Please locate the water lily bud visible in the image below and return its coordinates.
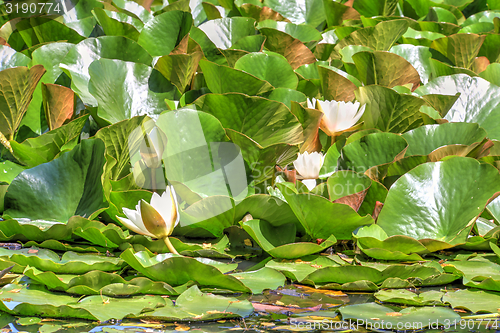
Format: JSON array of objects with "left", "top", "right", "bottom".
[{"left": 140, "top": 127, "right": 167, "bottom": 169}]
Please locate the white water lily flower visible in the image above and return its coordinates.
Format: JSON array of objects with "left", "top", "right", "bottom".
[
  {"left": 117, "top": 186, "right": 179, "bottom": 240},
  {"left": 307, "top": 98, "right": 365, "bottom": 136},
  {"left": 293, "top": 152, "right": 325, "bottom": 190}
]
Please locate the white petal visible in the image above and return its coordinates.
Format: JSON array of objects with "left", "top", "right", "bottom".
[
  {"left": 123, "top": 206, "right": 153, "bottom": 236},
  {"left": 307, "top": 98, "right": 316, "bottom": 109},
  {"left": 293, "top": 152, "right": 324, "bottom": 179},
  {"left": 117, "top": 215, "right": 155, "bottom": 237},
  {"left": 170, "top": 186, "right": 180, "bottom": 228},
  {"left": 151, "top": 190, "right": 173, "bottom": 224},
  {"left": 302, "top": 179, "right": 317, "bottom": 191}
]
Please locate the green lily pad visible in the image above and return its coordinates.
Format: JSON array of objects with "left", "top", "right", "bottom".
[
  {"left": 60, "top": 36, "right": 152, "bottom": 106},
  {"left": 256, "top": 20, "right": 322, "bottom": 43},
  {"left": 304, "top": 263, "right": 458, "bottom": 290},
  {"left": 137, "top": 10, "right": 192, "bottom": 56},
  {"left": 10, "top": 116, "right": 89, "bottom": 168},
  {"left": 339, "top": 303, "right": 460, "bottom": 329},
  {"left": 353, "top": 225, "right": 431, "bottom": 261},
  {"left": 234, "top": 194, "right": 300, "bottom": 227},
  {"left": 479, "top": 63, "right": 500, "bottom": 87},
  {"left": 402, "top": 123, "right": 487, "bottom": 157},
  {"left": 4, "top": 139, "right": 107, "bottom": 222},
  {"left": 23, "top": 266, "right": 180, "bottom": 296},
  {"left": 339, "top": 132, "right": 408, "bottom": 173},
  {"left": 377, "top": 157, "right": 500, "bottom": 244},
  {"left": 234, "top": 52, "right": 298, "bottom": 89},
  {"left": 194, "top": 93, "right": 303, "bottom": 148},
  {"left": 443, "top": 289, "right": 500, "bottom": 313},
  {"left": 141, "top": 285, "right": 254, "bottom": 320},
  {"left": 265, "top": 88, "right": 307, "bottom": 109},
  {"left": 242, "top": 219, "right": 336, "bottom": 259},
  {"left": 120, "top": 249, "right": 250, "bottom": 293},
  {"left": 327, "top": 171, "right": 372, "bottom": 201},
  {"left": 23, "top": 240, "right": 104, "bottom": 253},
  {"left": 230, "top": 267, "right": 285, "bottom": 294},
  {"left": 335, "top": 19, "right": 409, "bottom": 52},
  {"left": 0, "top": 283, "right": 164, "bottom": 322},
  {"left": 92, "top": 8, "right": 142, "bottom": 41},
  {"left": 353, "top": 0, "right": 398, "bottom": 16},
  {"left": 279, "top": 183, "right": 374, "bottom": 240},
  {"left": 374, "top": 289, "right": 444, "bottom": 306},
  {"left": 442, "top": 259, "right": 500, "bottom": 291},
  {"left": 265, "top": 256, "right": 341, "bottom": 282},
  {"left": 88, "top": 59, "right": 175, "bottom": 124},
  {"left": 198, "top": 59, "right": 273, "bottom": 95},
  {"left": 415, "top": 74, "right": 500, "bottom": 141},
  {"left": 356, "top": 86, "right": 425, "bottom": 134}
]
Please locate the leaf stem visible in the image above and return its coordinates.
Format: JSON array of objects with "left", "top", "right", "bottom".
[{"left": 163, "top": 236, "right": 179, "bottom": 255}]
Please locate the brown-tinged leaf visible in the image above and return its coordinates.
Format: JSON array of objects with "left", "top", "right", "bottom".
[
  {"left": 8, "top": 288, "right": 21, "bottom": 293},
  {"left": 239, "top": 4, "right": 290, "bottom": 22},
  {"left": 42, "top": 83, "right": 74, "bottom": 131},
  {"left": 324, "top": 0, "right": 360, "bottom": 27},
  {"left": 372, "top": 201, "right": 384, "bottom": 221},
  {"left": 27, "top": 249, "right": 38, "bottom": 254},
  {"left": 0, "top": 37, "right": 9, "bottom": 46},
  {"left": 170, "top": 34, "right": 190, "bottom": 55},
  {"left": 431, "top": 33, "right": 486, "bottom": 69},
  {"left": 259, "top": 28, "right": 316, "bottom": 69},
  {"left": 472, "top": 56, "right": 490, "bottom": 74},
  {"left": 276, "top": 165, "right": 297, "bottom": 183},
  {"left": 317, "top": 65, "right": 358, "bottom": 101},
  {"left": 334, "top": 190, "right": 367, "bottom": 212},
  {"left": 155, "top": 52, "right": 203, "bottom": 93},
  {"left": 352, "top": 51, "right": 421, "bottom": 91},
  {"left": 290, "top": 101, "right": 323, "bottom": 154},
  {"left": 243, "top": 239, "right": 253, "bottom": 246}
]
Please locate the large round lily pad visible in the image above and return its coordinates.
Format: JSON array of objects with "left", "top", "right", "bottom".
[{"left": 377, "top": 157, "right": 500, "bottom": 242}]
